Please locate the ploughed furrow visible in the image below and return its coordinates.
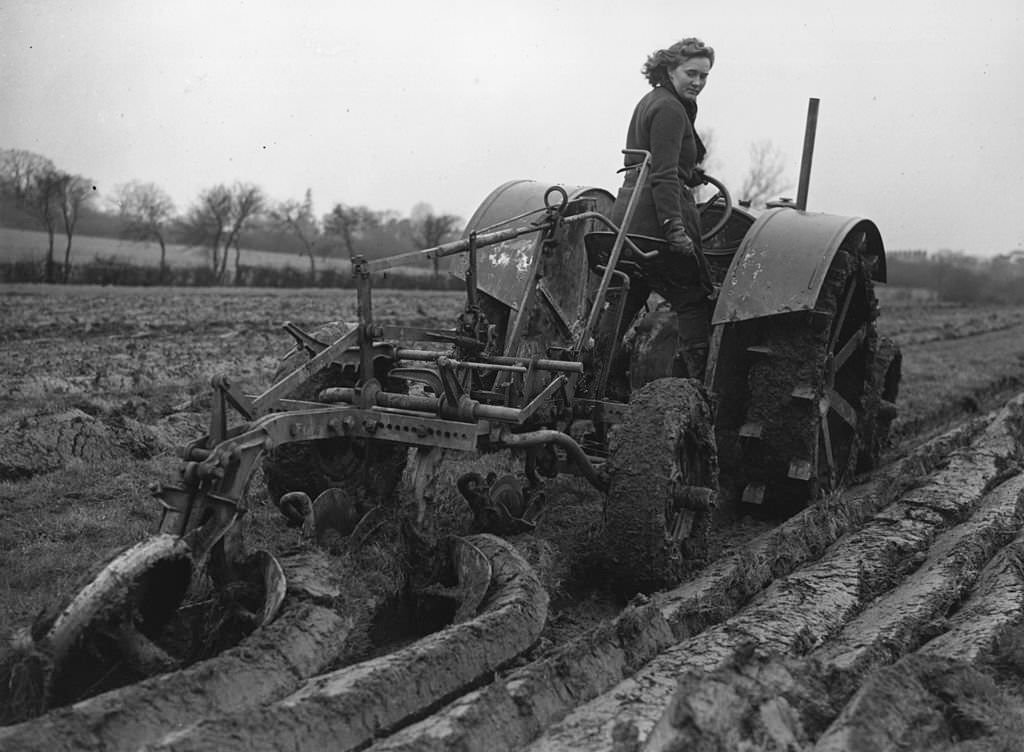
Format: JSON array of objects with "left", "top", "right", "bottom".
[
  {"left": 524, "top": 394, "right": 1024, "bottom": 752},
  {"left": 0, "top": 548, "right": 397, "bottom": 752},
  {"left": 919, "top": 524, "right": 1024, "bottom": 663},
  {"left": 655, "top": 412, "right": 982, "bottom": 642},
  {"left": 367, "top": 600, "right": 677, "bottom": 752},
  {"left": 813, "top": 472, "right": 1024, "bottom": 681},
  {"left": 812, "top": 524, "right": 1024, "bottom": 752},
  {"left": 362, "top": 417, "right": 984, "bottom": 752},
  {"left": 638, "top": 470, "right": 1024, "bottom": 751},
  {"left": 0, "top": 604, "right": 348, "bottom": 752},
  {"left": 149, "top": 535, "right": 546, "bottom": 752}
]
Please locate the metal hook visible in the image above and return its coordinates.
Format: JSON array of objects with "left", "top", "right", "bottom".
[{"left": 543, "top": 185, "right": 569, "bottom": 214}]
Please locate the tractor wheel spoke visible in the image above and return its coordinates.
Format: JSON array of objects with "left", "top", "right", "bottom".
[
  {"left": 828, "top": 387, "right": 859, "bottom": 429},
  {"left": 828, "top": 276, "right": 859, "bottom": 352},
  {"left": 834, "top": 324, "right": 867, "bottom": 370},
  {"left": 819, "top": 411, "right": 836, "bottom": 483}
]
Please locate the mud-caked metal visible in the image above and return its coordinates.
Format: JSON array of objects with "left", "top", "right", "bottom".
[
  {"left": 707, "top": 205, "right": 894, "bottom": 511},
  {"left": 711, "top": 207, "right": 886, "bottom": 325}
]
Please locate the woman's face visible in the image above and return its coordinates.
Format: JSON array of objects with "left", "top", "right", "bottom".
[{"left": 668, "top": 57, "right": 712, "bottom": 101}]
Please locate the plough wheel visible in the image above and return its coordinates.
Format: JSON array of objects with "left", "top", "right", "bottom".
[
  {"left": 262, "top": 322, "right": 408, "bottom": 513},
  {"left": 603, "top": 378, "right": 718, "bottom": 594},
  {"left": 730, "top": 246, "right": 879, "bottom": 514}
]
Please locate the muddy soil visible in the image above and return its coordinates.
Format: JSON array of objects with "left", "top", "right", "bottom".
[{"left": 2, "top": 286, "right": 1024, "bottom": 750}]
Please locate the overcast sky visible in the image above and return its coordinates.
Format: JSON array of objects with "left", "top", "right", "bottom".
[{"left": 2, "top": 0, "right": 1022, "bottom": 256}]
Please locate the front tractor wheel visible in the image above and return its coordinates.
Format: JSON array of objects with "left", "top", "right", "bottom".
[{"left": 603, "top": 378, "right": 718, "bottom": 594}]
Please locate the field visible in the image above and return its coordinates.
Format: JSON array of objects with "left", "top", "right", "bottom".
[
  {"left": 0, "top": 226, "right": 352, "bottom": 272},
  {"left": 2, "top": 283, "right": 1024, "bottom": 750}
]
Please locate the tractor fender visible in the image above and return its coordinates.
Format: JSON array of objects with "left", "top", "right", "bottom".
[
  {"left": 464, "top": 180, "right": 614, "bottom": 311},
  {"left": 711, "top": 207, "right": 886, "bottom": 325}
]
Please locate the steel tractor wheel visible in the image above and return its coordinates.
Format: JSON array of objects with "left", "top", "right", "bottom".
[
  {"left": 603, "top": 378, "right": 718, "bottom": 594},
  {"left": 262, "top": 322, "right": 408, "bottom": 515},
  {"left": 729, "top": 247, "right": 880, "bottom": 514},
  {"left": 857, "top": 335, "right": 902, "bottom": 472}
]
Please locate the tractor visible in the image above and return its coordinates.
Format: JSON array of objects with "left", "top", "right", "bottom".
[{"left": 22, "top": 133, "right": 900, "bottom": 700}]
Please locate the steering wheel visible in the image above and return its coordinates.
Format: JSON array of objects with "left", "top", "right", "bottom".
[{"left": 696, "top": 173, "right": 733, "bottom": 243}]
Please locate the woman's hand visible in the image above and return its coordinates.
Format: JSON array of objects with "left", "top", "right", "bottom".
[
  {"left": 664, "top": 218, "right": 695, "bottom": 257},
  {"left": 685, "top": 167, "right": 707, "bottom": 188}
]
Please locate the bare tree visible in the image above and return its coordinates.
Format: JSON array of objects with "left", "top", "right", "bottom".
[
  {"left": 409, "top": 203, "right": 462, "bottom": 278},
  {"left": 182, "top": 184, "right": 231, "bottom": 277},
  {"left": 0, "top": 149, "right": 63, "bottom": 281},
  {"left": 228, "top": 184, "right": 265, "bottom": 282},
  {"left": 113, "top": 181, "right": 177, "bottom": 283},
  {"left": 738, "top": 140, "right": 790, "bottom": 209},
  {"left": 182, "top": 182, "right": 265, "bottom": 283},
  {"left": 57, "top": 174, "right": 95, "bottom": 283},
  {"left": 272, "top": 189, "right": 321, "bottom": 283},
  {"left": 0, "top": 149, "right": 55, "bottom": 202},
  {"left": 20, "top": 169, "right": 65, "bottom": 283},
  {"left": 323, "top": 203, "right": 380, "bottom": 261}
]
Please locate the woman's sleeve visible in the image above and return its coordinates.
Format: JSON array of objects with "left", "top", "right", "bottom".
[{"left": 647, "top": 102, "right": 688, "bottom": 229}]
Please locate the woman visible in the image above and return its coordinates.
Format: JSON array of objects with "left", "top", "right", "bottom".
[{"left": 609, "top": 37, "right": 715, "bottom": 381}]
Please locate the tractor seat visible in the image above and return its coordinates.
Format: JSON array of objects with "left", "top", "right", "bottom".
[{"left": 583, "top": 231, "right": 666, "bottom": 275}]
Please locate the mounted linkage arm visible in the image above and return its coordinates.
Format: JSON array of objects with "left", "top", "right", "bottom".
[{"left": 360, "top": 221, "right": 562, "bottom": 275}]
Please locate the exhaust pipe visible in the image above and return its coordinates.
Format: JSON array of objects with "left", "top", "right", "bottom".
[{"left": 796, "top": 97, "right": 819, "bottom": 211}]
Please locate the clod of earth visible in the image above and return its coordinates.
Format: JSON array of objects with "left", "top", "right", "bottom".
[{"left": 0, "top": 405, "right": 205, "bottom": 481}]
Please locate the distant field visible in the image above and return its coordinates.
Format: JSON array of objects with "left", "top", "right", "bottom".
[
  {"left": 0, "top": 226, "right": 353, "bottom": 273},
  {"left": 0, "top": 226, "right": 961, "bottom": 292}
]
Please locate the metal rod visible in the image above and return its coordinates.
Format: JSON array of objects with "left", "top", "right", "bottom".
[
  {"left": 394, "top": 348, "right": 584, "bottom": 373},
  {"left": 497, "top": 429, "right": 608, "bottom": 492},
  {"left": 353, "top": 257, "right": 375, "bottom": 391},
  {"left": 361, "top": 199, "right": 648, "bottom": 276},
  {"left": 363, "top": 222, "right": 550, "bottom": 273},
  {"left": 466, "top": 231, "right": 478, "bottom": 309},
  {"left": 592, "top": 268, "right": 630, "bottom": 398},
  {"left": 318, "top": 386, "right": 527, "bottom": 423},
  {"left": 580, "top": 149, "right": 652, "bottom": 350},
  {"left": 504, "top": 231, "right": 549, "bottom": 355},
  {"left": 437, "top": 356, "right": 527, "bottom": 374},
  {"left": 252, "top": 325, "right": 360, "bottom": 415},
  {"left": 796, "top": 97, "right": 819, "bottom": 211},
  {"left": 562, "top": 212, "right": 656, "bottom": 259}
]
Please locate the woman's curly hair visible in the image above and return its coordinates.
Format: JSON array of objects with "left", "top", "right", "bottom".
[{"left": 642, "top": 38, "right": 715, "bottom": 87}]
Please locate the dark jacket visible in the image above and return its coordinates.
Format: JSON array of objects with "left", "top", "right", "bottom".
[{"left": 610, "top": 85, "right": 702, "bottom": 242}]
